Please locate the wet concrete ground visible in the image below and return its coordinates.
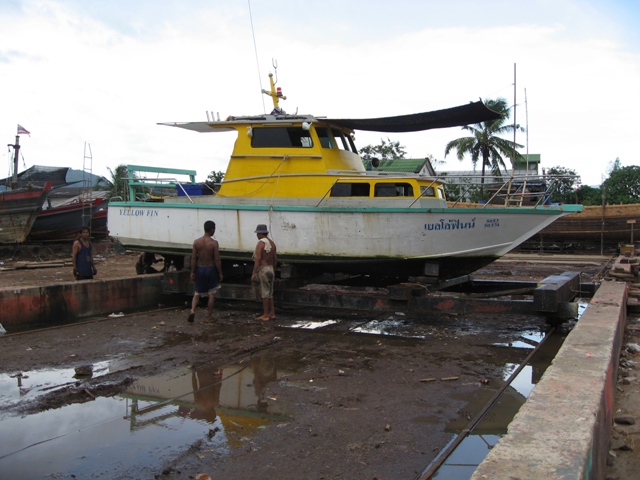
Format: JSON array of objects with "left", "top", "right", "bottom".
[
  {"left": 0, "top": 301, "right": 567, "bottom": 480},
  {"left": 0, "top": 251, "right": 608, "bottom": 479}
]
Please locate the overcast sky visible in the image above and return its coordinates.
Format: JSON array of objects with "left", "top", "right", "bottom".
[{"left": 2, "top": 0, "right": 639, "bottom": 187}]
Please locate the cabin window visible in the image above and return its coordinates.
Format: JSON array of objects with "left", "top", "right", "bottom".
[
  {"left": 374, "top": 183, "right": 414, "bottom": 197},
  {"left": 330, "top": 183, "right": 371, "bottom": 197},
  {"left": 331, "top": 128, "right": 358, "bottom": 153},
  {"left": 346, "top": 134, "right": 358, "bottom": 153},
  {"left": 316, "top": 128, "right": 335, "bottom": 148},
  {"left": 420, "top": 186, "right": 435, "bottom": 197},
  {"left": 251, "top": 127, "right": 313, "bottom": 148}
]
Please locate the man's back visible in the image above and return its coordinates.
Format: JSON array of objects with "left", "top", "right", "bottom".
[{"left": 193, "top": 235, "right": 218, "bottom": 267}]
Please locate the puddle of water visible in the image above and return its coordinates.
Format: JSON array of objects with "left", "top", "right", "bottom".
[
  {"left": 433, "top": 330, "right": 565, "bottom": 479},
  {"left": 0, "top": 354, "right": 293, "bottom": 478},
  {"left": 433, "top": 434, "right": 501, "bottom": 479},
  {"left": 493, "top": 329, "right": 545, "bottom": 349},
  {"left": 0, "top": 360, "right": 112, "bottom": 404},
  {"left": 577, "top": 299, "right": 588, "bottom": 317},
  {"left": 351, "top": 318, "right": 427, "bottom": 339},
  {"left": 0, "top": 396, "right": 225, "bottom": 479},
  {"left": 288, "top": 319, "right": 340, "bottom": 330}
]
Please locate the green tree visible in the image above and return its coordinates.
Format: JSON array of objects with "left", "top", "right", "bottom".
[
  {"left": 576, "top": 185, "right": 603, "bottom": 206},
  {"left": 444, "top": 98, "right": 524, "bottom": 197},
  {"left": 443, "top": 177, "right": 483, "bottom": 203},
  {"left": 545, "top": 166, "right": 580, "bottom": 204},
  {"left": 602, "top": 165, "right": 640, "bottom": 204},
  {"left": 359, "top": 138, "right": 407, "bottom": 161},
  {"left": 106, "top": 164, "right": 129, "bottom": 200},
  {"left": 207, "top": 170, "right": 225, "bottom": 193}
]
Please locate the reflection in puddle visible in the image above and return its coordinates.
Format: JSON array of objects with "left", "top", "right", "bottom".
[
  {"left": 0, "top": 352, "right": 292, "bottom": 479},
  {"left": 433, "top": 434, "right": 501, "bottom": 479},
  {"left": 351, "top": 319, "right": 426, "bottom": 339},
  {"left": 493, "top": 329, "right": 545, "bottom": 349},
  {"left": 0, "top": 360, "right": 112, "bottom": 403},
  {"left": 288, "top": 319, "right": 339, "bottom": 330},
  {"left": 431, "top": 329, "right": 564, "bottom": 479}
]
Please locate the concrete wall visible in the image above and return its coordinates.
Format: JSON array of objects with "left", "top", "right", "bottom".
[
  {"left": 0, "top": 274, "right": 164, "bottom": 327},
  {"left": 470, "top": 280, "right": 628, "bottom": 480}
]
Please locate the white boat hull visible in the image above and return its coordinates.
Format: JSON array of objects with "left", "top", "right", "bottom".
[{"left": 108, "top": 201, "right": 576, "bottom": 279}]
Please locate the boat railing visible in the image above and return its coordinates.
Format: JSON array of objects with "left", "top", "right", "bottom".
[
  {"left": 442, "top": 173, "right": 580, "bottom": 207},
  {"left": 125, "top": 165, "right": 197, "bottom": 203}
]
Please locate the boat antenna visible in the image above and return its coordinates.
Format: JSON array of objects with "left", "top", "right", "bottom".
[
  {"left": 262, "top": 59, "right": 287, "bottom": 114},
  {"left": 511, "top": 63, "right": 517, "bottom": 172},
  {"left": 525, "top": 87, "right": 529, "bottom": 176},
  {"left": 247, "top": 0, "right": 267, "bottom": 114}
]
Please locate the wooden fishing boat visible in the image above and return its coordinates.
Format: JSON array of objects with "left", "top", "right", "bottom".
[
  {"left": 28, "top": 197, "right": 108, "bottom": 242},
  {"left": 525, "top": 203, "right": 640, "bottom": 248},
  {"left": 107, "top": 73, "right": 582, "bottom": 281},
  {"left": 0, "top": 134, "right": 53, "bottom": 244}
]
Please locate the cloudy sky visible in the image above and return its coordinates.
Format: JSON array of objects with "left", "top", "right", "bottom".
[{"left": 1, "top": 0, "right": 639, "bottom": 187}]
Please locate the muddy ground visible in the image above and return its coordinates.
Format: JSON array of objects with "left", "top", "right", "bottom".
[{"left": 0, "top": 246, "right": 638, "bottom": 479}]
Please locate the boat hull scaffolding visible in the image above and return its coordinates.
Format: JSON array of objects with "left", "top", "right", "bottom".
[
  {"left": 109, "top": 200, "right": 579, "bottom": 280},
  {"left": 0, "top": 182, "right": 53, "bottom": 244}
]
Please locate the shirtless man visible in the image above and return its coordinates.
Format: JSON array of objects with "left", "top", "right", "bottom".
[
  {"left": 250, "top": 224, "right": 277, "bottom": 321},
  {"left": 188, "top": 220, "right": 223, "bottom": 323}
]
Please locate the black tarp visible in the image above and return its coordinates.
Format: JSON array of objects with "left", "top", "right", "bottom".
[
  {"left": 0, "top": 165, "right": 110, "bottom": 191},
  {"left": 324, "top": 101, "right": 501, "bottom": 133}
]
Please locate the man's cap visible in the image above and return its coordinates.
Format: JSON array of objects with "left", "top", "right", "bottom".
[{"left": 255, "top": 224, "right": 269, "bottom": 234}]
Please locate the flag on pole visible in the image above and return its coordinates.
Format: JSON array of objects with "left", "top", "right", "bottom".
[{"left": 17, "top": 124, "right": 30, "bottom": 135}]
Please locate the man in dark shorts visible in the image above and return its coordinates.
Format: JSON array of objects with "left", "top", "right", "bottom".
[
  {"left": 188, "top": 220, "right": 223, "bottom": 323},
  {"left": 72, "top": 227, "right": 97, "bottom": 280}
]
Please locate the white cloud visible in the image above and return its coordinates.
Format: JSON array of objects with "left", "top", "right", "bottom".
[{"left": 1, "top": 0, "right": 638, "bottom": 187}]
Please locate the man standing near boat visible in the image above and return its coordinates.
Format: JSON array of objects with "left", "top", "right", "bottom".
[
  {"left": 251, "top": 224, "right": 277, "bottom": 321},
  {"left": 188, "top": 220, "right": 223, "bottom": 323},
  {"left": 72, "top": 227, "right": 97, "bottom": 280}
]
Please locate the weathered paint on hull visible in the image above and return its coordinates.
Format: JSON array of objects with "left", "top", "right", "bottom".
[
  {"left": 108, "top": 201, "right": 575, "bottom": 279},
  {"left": 0, "top": 182, "right": 52, "bottom": 244},
  {"left": 28, "top": 198, "right": 107, "bottom": 242}
]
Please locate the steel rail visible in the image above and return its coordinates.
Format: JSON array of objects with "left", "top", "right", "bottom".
[{"left": 415, "top": 326, "right": 557, "bottom": 480}]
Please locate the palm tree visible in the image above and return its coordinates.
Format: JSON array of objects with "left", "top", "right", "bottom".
[
  {"left": 444, "top": 98, "right": 524, "bottom": 199},
  {"left": 106, "top": 164, "right": 129, "bottom": 200}
]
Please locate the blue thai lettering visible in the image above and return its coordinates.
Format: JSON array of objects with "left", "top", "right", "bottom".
[
  {"left": 484, "top": 218, "right": 500, "bottom": 228},
  {"left": 424, "top": 217, "right": 476, "bottom": 231}
]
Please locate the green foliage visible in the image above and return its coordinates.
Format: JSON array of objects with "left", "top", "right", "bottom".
[
  {"left": 206, "top": 170, "right": 225, "bottom": 193},
  {"left": 207, "top": 170, "right": 225, "bottom": 183},
  {"left": 106, "top": 164, "right": 129, "bottom": 200},
  {"left": 603, "top": 165, "right": 640, "bottom": 204},
  {"left": 444, "top": 98, "right": 525, "bottom": 181},
  {"left": 359, "top": 138, "right": 407, "bottom": 161},
  {"left": 205, "top": 170, "right": 224, "bottom": 193},
  {"left": 545, "top": 166, "right": 579, "bottom": 204},
  {"left": 576, "top": 185, "right": 603, "bottom": 206},
  {"left": 443, "top": 177, "right": 483, "bottom": 203}
]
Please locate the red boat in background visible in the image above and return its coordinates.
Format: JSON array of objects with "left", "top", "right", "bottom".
[{"left": 28, "top": 196, "right": 109, "bottom": 242}]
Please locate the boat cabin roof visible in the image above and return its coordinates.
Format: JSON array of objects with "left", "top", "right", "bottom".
[{"left": 159, "top": 100, "right": 501, "bottom": 134}]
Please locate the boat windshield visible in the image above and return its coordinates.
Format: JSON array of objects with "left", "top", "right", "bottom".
[
  {"left": 330, "top": 182, "right": 418, "bottom": 198},
  {"left": 251, "top": 127, "right": 313, "bottom": 148}
]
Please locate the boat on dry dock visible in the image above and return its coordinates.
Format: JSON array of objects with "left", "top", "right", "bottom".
[
  {"left": 107, "top": 74, "right": 582, "bottom": 281},
  {"left": 0, "top": 134, "right": 52, "bottom": 244}
]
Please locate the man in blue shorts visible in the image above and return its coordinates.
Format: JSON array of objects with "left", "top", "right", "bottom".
[{"left": 188, "top": 220, "right": 223, "bottom": 323}]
